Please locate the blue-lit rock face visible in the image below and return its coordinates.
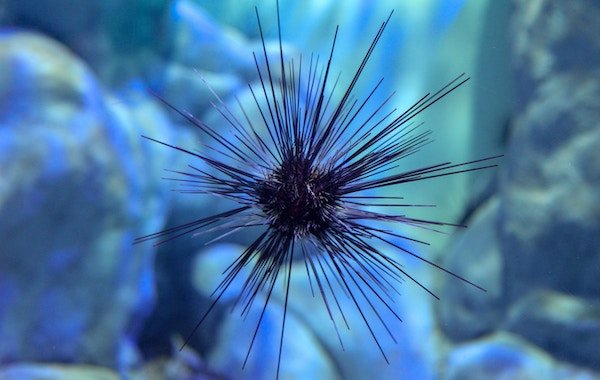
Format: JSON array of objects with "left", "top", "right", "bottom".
[
  {"left": 171, "top": 0, "right": 254, "bottom": 76},
  {"left": 506, "top": 290, "right": 600, "bottom": 370},
  {"left": 0, "top": 31, "right": 173, "bottom": 367},
  {"left": 504, "top": 59, "right": 600, "bottom": 299},
  {"left": 208, "top": 296, "right": 341, "bottom": 380},
  {"left": 500, "top": 0, "right": 600, "bottom": 371},
  {"left": 0, "top": 363, "right": 119, "bottom": 380},
  {"left": 1, "top": 0, "right": 172, "bottom": 86},
  {"left": 438, "top": 198, "right": 505, "bottom": 341},
  {"left": 192, "top": 244, "right": 340, "bottom": 380},
  {"left": 445, "top": 333, "right": 555, "bottom": 380},
  {"left": 192, "top": 243, "right": 439, "bottom": 380},
  {"left": 437, "top": 0, "right": 600, "bottom": 378},
  {"left": 445, "top": 332, "right": 600, "bottom": 380}
]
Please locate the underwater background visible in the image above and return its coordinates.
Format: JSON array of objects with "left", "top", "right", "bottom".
[{"left": 0, "top": 0, "right": 599, "bottom": 379}]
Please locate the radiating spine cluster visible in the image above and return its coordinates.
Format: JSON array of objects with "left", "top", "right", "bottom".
[{"left": 136, "top": 2, "right": 500, "bottom": 378}]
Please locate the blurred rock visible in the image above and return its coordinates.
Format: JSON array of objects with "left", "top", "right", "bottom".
[
  {"left": 438, "top": 197, "right": 505, "bottom": 341},
  {"left": 170, "top": 0, "right": 253, "bottom": 77},
  {"left": 434, "top": 0, "right": 600, "bottom": 376},
  {"left": 470, "top": 0, "right": 512, "bottom": 199},
  {"left": 136, "top": 129, "right": 229, "bottom": 359},
  {"left": 511, "top": 0, "right": 600, "bottom": 112},
  {"left": 207, "top": 294, "right": 340, "bottom": 380},
  {"left": 555, "top": 365, "right": 600, "bottom": 380},
  {"left": 506, "top": 290, "right": 600, "bottom": 370},
  {"left": 163, "top": 336, "right": 227, "bottom": 380},
  {"left": 159, "top": 65, "right": 243, "bottom": 122},
  {"left": 0, "top": 363, "right": 119, "bottom": 380},
  {"left": 500, "top": 71, "right": 600, "bottom": 302},
  {"left": 192, "top": 243, "right": 341, "bottom": 379},
  {"left": 1, "top": 0, "right": 172, "bottom": 86},
  {"left": 503, "top": 0, "right": 600, "bottom": 301},
  {"left": 157, "top": 0, "right": 299, "bottom": 122},
  {"left": 444, "top": 332, "right": 600, "bottom": 380},
  {"left": 478, "top": 0, "right": 600, "bottom": 373},
  {"left": 444, "top": 333, "right": 554, "bottom": 380},
  {"left": 265, "top": 245, "right": 439, "bottom": 380},
  {"left": 0, "top": 31, "right": 173, "bottom": 367},
  {"left": 1, "top": 1, "right": 103, "bottom": 43},
  {"left": 190, "top": 240, "right": 442, "bottom": 378},
  {"left": 138, "top": 239, "right": 226, "bottom": 360},
  {"left": 193, "top": 244, "right": 251, "bottom": 304},
  {"left": 132, "top": 337, "right": 227, "bottom": 380}
]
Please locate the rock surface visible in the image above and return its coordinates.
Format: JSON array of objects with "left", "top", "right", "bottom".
[
  {"left": 444, "top": 333, "right": 554, "bottom": 380},
  {"left": 208, "top": 294, "right": 340, "bottom": 380},
  {"left": 500, "top": 72, "right": 600, "bottom": 301},
  {"left": 1, "top": 0, "right": 172, "bottom": 86},
  {"left": 0, "top": 363, "right": 119, "bottom": 380},
  {"left": 502, "top": 0, "right": 600, "bottom": 301},
  {"left": 438, "top": 197, "right": 505, "bottom": 341},
  {"left": 500, "top": 4, "right": 600, "bottom": 370},
  {"left": 0, "top": 31, "right": 172, "bottom": 367},
  {"left": 192, "top": 244, "right": 340, "bottom": 379},
  {"left": 438, "top": 0, "right": 600, "bottom": 377},
  {"left": 506, "top": 290, "right": 600, "bottom": 370},
  {"left": 192, "top": 242, "right": 440, "bottom": 380}
]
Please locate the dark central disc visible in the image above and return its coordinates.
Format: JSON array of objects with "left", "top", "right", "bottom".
[{"left": 256, "top": 155, "right": 338, "bottom": 238}]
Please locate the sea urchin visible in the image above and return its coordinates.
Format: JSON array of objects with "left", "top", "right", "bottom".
[{"left": 136, "top": 2, "right": 501, "bottom": 378}]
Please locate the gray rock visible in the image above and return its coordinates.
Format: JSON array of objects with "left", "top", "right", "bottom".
[
  {"left": 506, "top": 290, "right": 600, "bottom": 370},
  {"left": 193, "top": 243, "right": 340, "bottom": 379},
  {"left": 0, "top": 363, "right": 119, "bottom": 380},
  {"left": 170, "top": 0, "right": 253, "bottom": 77},
  {"left": 192, "top": 243, "right": 441, "bottom": 379},
  {"left": 500, "top": 72, "right": 600, "bottom": 300},
  {"left": 131, "top": 337, "right": 226, "bottom": 380},
  {"left": 193, "top": 244, "right": 251, "bottom": 303},
  {"left": 555, "top": 365, "right": 600, "bottom": 380},
  {"left": 159, "top": 65, "right": 243, "bottom": 123},
  {"left": 511, "top": 0, "right": 600, "bottom": 110},
  {"left": 1, "top": 0, "right": 173, "bottom": 86},
  {"left": 444, "top": 333, "right": 554, "bottom": 380},
  {"left": 270, "top": 245, "right": 439, "bottom": 380},
  {"left": 159, "top": 0, "right": 299, "bottom": 123},
  {"left": 438, "top": 197, "right": 505, "bottom": 341},
  {"left": 503, "top": 0, "right": 600, "bottom": 301},
  {"left": 136, "top": 123, "right": 250, "bottom": 357},
  {"left": 438, "top": 0, "right": 600, "bottom": 375},
  {"left": 444, "top": 331, "right": 600, "bottom": 379},
  {"left": 207, "top": 294, "right": 340, "bottom": 380},
  {"left": 0, "top": 31, "right": 173, "bottom": 367}
]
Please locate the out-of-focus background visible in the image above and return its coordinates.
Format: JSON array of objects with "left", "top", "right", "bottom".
[{"left": 1, "top": 0, "right": 599, "bottom": 379}]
